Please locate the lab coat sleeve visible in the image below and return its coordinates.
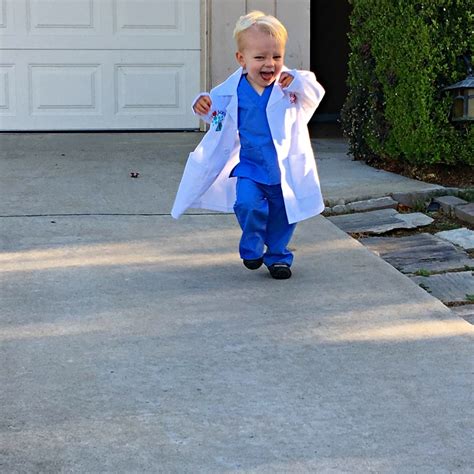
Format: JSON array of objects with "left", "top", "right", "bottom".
[
  {"left": 283, "top": 69, "right": 325, "bottom": 123},
  {"left": 191, "top": 92, "right": 213, "bottom": 124}
]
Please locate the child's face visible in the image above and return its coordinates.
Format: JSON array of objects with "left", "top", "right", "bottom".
[{"left": 235, "top": 26, "right": 285, "bottom": 92}]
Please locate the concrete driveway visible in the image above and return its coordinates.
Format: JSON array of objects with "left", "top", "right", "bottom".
[{"left": 1, "top": 133, "right": 472, "bottom": 473}]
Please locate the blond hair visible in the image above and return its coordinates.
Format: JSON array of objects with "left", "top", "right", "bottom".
[{"left": 233, "top": 11, "right": 288, "bottom": 50}]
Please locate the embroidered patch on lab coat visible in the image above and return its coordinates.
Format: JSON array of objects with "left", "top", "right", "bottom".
[{"left": 211, "top": 110, "right": 226, "bottom": 131}]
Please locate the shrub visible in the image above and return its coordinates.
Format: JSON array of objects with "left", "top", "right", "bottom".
[{"left": 341, "top": 0, "right": 474, "bottom": 166}]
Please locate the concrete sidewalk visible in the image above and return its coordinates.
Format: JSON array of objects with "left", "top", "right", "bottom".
[{"left": 1, "top": 133, "right": 472, "bottom": 473}]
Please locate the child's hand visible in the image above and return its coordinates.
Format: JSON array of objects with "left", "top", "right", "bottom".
[
  {"left": 279, "top": 72, "right": 294, "bottom": 88},
  {"left": 193, "top": 95, "right": 212, "bottom": 115}
]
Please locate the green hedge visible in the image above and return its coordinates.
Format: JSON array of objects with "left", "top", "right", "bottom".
[{"left": 341, "top": 0, "right": 474, "bottom": 166}]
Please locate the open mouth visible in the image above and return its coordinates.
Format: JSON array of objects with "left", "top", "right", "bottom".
[{"left": 260, "top": 71, "right": 274, "bottom": 81}]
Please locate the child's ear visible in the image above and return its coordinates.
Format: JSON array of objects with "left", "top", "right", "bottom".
[{"left": 235, "top": 51, "right": 245, "bottom": 67}]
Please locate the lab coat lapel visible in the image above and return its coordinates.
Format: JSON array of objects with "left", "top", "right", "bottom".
[
  {"left": 267, "top": 66, "right": 290, "bottom": 108},
  {"left": 226, "top": 94, "right": 238, "bottom": 127},
  {"left": 267, "top": 82, "right": 284, "bottom": 108},
  {"left": 214, "top": 67, "right": 242, "bottom": 126}
]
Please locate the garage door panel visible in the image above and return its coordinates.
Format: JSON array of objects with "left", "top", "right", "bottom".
[
  {"left": 114, "top": 0, "right": 180, "bottom": 33},
  {"left": 30, "top": 64, "right": 101, "bottom": 115},
  {"left": 1, "top": 0, "right": 200, "bottom": 48},
  {"left": 0, "top": 0, "right": 200, "bottom": 130},
  {"left": 116, "top": 64, "right": 182, "bottom": 113},
  {"left": 0, "top": 0, "right": 6, "bottom": 28},
  {"left": 27, "top": 0, "right": 97, "bottom": 32},
  {"left": 0, "top": 50, "right": 200, "bottom": 129},
  {"left": 0, "top": 66, "right": 15, "bottom": 115},
  {"left": 0, "top": 0, "right": 14, "bottom": 34}
]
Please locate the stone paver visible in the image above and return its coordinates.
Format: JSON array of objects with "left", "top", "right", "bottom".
[
  {"left": 391, "top": 188, "right": 459, "bottom": 207},
  {"left": 456, "top": 203, "right": 474, "bottom": 225},
  {"left": 434, "top": 195, "right": 468, "bottom": 216},
  {"left": 396, "top": 212, "right": 434, "bottom": 228},
  {"left": 436, "top": 228, "right": 474, "bottom": 250},
  {"left": 346, "top": 196, "right": 399, "bottom": 213},
  {"left": 411, "top": 271, "right": 474, "bottom": 304},
  {"left": 360, "top": 233, "right": 473, "bottom": 274},
  {"left": 327, "top": 208, "right": 433, "bottom": 235},
  {"left": 330, "top": 204, "right": 349, "bottom": 215},
  {"left": 451, "top": 305, "right": 474, "bottom": 324}
]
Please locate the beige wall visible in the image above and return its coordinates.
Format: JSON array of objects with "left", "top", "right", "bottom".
[{"left": 205, "top": 0, "right": 310, "bottom": 90}]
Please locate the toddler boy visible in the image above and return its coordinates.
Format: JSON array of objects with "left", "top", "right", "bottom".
[{"left": 172, "top": 11, "right": 325, "bottom": 279}]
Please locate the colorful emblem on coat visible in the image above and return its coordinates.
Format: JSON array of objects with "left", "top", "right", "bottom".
[
  {"left": 289, "top": 93, "right": 297, "bottom": 104},
  {"left": 211, "top": 110, "right": 226, "bottom": 131}
]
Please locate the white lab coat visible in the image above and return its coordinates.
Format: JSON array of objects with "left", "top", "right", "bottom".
[{"left": 171, "top": 66, "right": 325, "bottom": 224}]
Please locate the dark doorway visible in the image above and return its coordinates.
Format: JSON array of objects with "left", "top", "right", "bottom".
[{"left": 309, "top": 0, "right": 351, "bottom": 136}]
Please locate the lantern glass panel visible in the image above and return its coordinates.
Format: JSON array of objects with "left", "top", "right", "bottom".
[
  {"left": 453, "top": 96, "right": 464, "bottom": 119},
  {"left": 468, "top": 89, "right": 474, "bottom": 119}
]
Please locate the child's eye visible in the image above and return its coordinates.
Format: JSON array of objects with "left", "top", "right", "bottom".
[
  {"left": 254, "top": 56, "right": 264, "bottom": 60},
  {"left": 273, "top": 56, "right": 282, "bottom": 60}
]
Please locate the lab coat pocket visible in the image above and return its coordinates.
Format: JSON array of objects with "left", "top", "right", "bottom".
[
  {"left": 287, "top": 153, "right": 318, "bottom": 199},
  {"left": 179, "top": 152, "right": 210, "bottom": 197},
  {"left": 172, "top": 152, "right": 209, "bottom": 218}
]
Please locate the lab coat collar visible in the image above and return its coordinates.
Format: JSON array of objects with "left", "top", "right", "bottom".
[
  {"left": 214, "top": 66, "right": 290, "bottom": 125},
  {"left": 214, "top": 67, "right": 244, "bottom": 96},
  {"left": 267, "top": 74, "right": 285, "bottom": 108},
  {"left": 213, "top": 68, "right": 242, "bottom": 126},
  {"left": 214, "top": 66, "right": 290, "bottom": 98}
]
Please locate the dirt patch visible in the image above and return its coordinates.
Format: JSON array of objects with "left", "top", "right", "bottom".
[
  {"left": 388, "top": 210, "right": 473, "bottom": 234},
  {"left": 364, "top": 156, "right": 474, "bottom": 188}
]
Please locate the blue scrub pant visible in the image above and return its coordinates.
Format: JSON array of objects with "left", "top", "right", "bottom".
[{"left": 233, "top": 177, "right": 296, "bottom": 267}]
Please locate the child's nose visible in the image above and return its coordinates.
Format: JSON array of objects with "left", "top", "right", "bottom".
[{"left": 264, "top": 57, "right": 274, "bottom": 67}]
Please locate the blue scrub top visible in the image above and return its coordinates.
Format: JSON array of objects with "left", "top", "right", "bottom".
[{"left": 231, "top": 75, "right": 281, "bottom": 185}]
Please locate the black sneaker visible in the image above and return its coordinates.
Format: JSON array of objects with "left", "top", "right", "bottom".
[
  {"left": 243, "top": 257, "right": 264, "bottom": 270},
  {"left": 268, "top": 263, "right": 292, "bottom": 280}
]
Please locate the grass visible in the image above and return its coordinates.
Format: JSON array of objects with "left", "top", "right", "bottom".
[
  {"left": 414, "top": 269, "right": 431, "bottom": 277},
  {"left": 410, "top": 199, "right": 430, "bottom": 212},
  {"left": 458, "top": 189, "right": 474, "bottom": 203},
  {"left": 418, "top": 283, "right": 432, "bottom": 293}
]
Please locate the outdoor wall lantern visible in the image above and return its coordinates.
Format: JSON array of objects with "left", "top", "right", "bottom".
[{"left": 444, "top": 54, "right": 474, "bottom": 123}]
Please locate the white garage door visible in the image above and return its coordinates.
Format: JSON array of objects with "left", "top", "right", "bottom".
[{"left": 0, "top": 0, "right": 201, "bottom": 130}]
